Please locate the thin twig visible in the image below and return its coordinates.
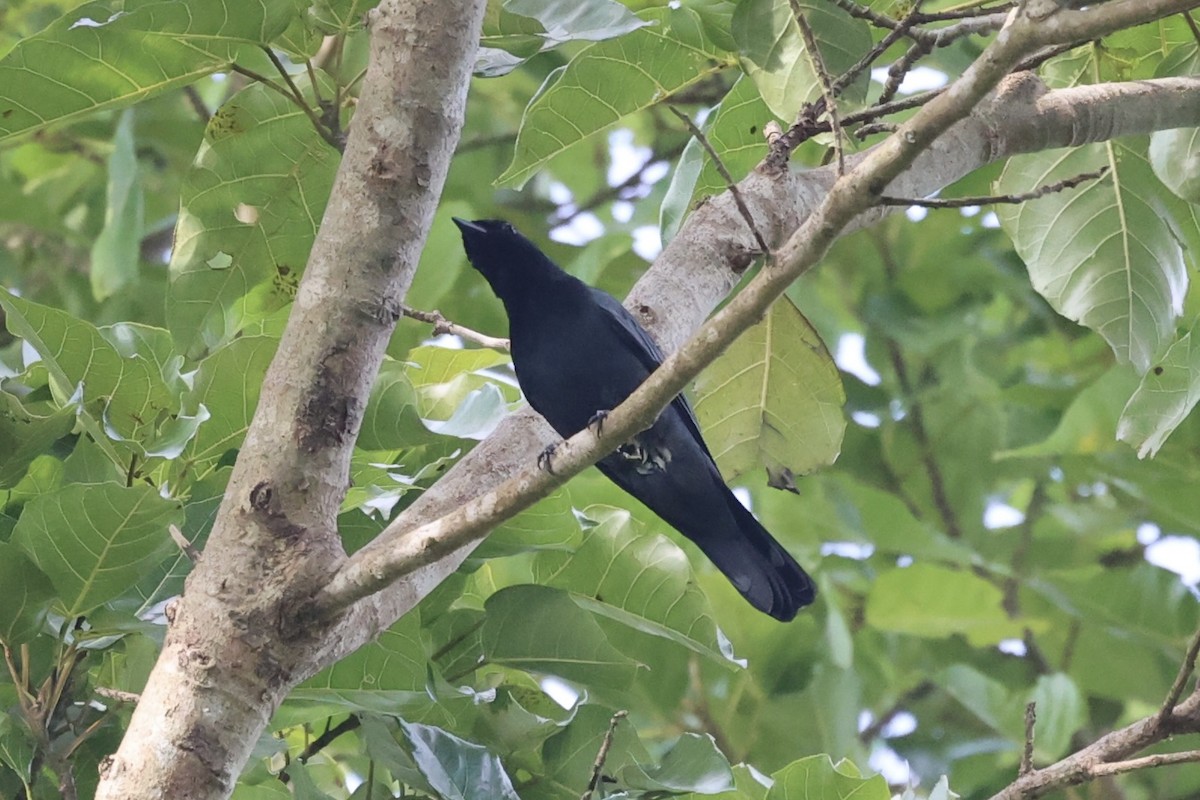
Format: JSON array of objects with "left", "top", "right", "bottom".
[
  {"left": 878, "top": 41, "right": 931, "bottom": 107},
  {"left": 261, "top": 47, "right": 342, "bottom": 151},
  {"left": 1020, "top": 701, "right": 1037, "bottom": 776},
  {"left": 299, "top": 716, "right": 361, "bottom": 763},
  {"left": 581, "top": 711, "right": 627, "bottom": 800},
  {"left": 1088, "top": 749, "right": 1200, "bottom": 778},
  {"left": 667, "top": 106, "right": 771, "bottom": 257},
  {"left": 1184, "top": 10, "right": 1200, "bottom": 45},
  {"left": 169, "top": 524, "right": 201, "bottom": 562},
  {"left": 401, "top": 305, "right": 509, "bottom": 350},
  {"left": 791, "top": 2, "right": 846, "bottom": 173},
  {"left": 1159, "top": 626, "right": 1200, "bottom": 723},
  {"left": 879, "top": 166, "right": 1109, "bottom": 208},
  {"left": 182, "top": 85, "right": 211, "bottom": 123},
  {"left": 94, "top": 687, "right": 141, "bottom": 704}
]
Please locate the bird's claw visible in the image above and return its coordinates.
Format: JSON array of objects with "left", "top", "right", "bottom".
[
  {"left": 537, "top": 442, "right": 560, "bottom": 474},
  {"left": 588, "top": 409, "right": 610, "bottom": 435}
]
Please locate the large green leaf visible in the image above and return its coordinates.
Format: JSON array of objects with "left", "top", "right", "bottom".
[
  {"left": 183, "top": 335, "right": 279, "bottom": 467},
  {"left": 865, "top": 563, "right": 1024, "bottom": 646},
  {"left": 90, "top": 109, "right": 144, "bottom": 301},
  {"left": 693, "top": 295, "right": 845, "bottom": 488},
  {"left": 731, "top": 0, "right": 872, "bottom": 121},
  {"left": 996, "top": 141, "right": 1189, "bottom": 372},
  {"left": 481, "top": 584, "right": 641, "bottom": 689},
  {"left": 661, "top": 75, "right": 781, "bottom": 242},
  {"left": 0, "top": 390, "right": 76, "bottom": 489},
  {"left": 766, "top": 754, "right": 889, "bottom": 800},
  {"left": 504, "top": 0, "right": 648, "bottom": 44},
  {"left": 0, "top": 541, "right": 55, "bottom": 644},
  {"left": 287, "top": 612, "right": 434, "bottom": 717},
  {"left": 1117, "top": 316, "right": 1200, "bottom": 457},
  {"left": 167, "top": 81, "right": 339, "bottom": 358},
  {"left": 398, "top": 720, "right": 521, "bottom": 800},
  {"left": 497, "top": 6, "right": 730, "bottom": 188},
  {"left": 11, "top": 483, "right": 182, "bottom": 617},
  {"left": 0, "top": 0, "right": 297, "bottom": 143},
  {"left": 0, "top": 290, "right": 173, "bottom": 442},
  {"left": 534, "top": 505, "right": 739, "bottom": 666}
]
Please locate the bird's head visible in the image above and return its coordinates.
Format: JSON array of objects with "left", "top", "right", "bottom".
[{"left": 452, "top": 217, "right": 560, "bottom": 299}]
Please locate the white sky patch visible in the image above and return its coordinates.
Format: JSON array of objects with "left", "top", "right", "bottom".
[
  {"left": 998, "top": 638, "right": 1028, "bottom": 656},
  {"left": 871, "top": 65, "right": 949, "bottom": 94},
  {"left": 981, "top": 211, "right": 1001, "bottom": 228},
  {"left": 551, "top": 212, "right": 605, "bottom": 245},
  {"left": 548, "top": 180, "right": 573, "bottom": 205},
  {"left": 881, "top": 711, "right": 917, "bottom": 738},
  {"left": 608, "top": 128, "right": 652, "bottom": 186},
  {"left": 613, "top": 201, "right": 634, "bottom": 222},
  {"left": 541, "top": 676, "right": 580, "bottom": 709},
  {"left": 868, "top": 746, "right": 913, "bottom": 786},
  {"left": 1147, "top": 536, "right": 1200, "bottom": 585},
  {"left": 836, "top": 332, "right": 881, "bottom": 385},
  {"left": 821, "top": 541, "right": 875, "bottom": 560},
  {"left": 732, "top": 486, "right": 753, "bottom": 510},
  {"left": 984, "top": 500, "right": 1024, "bottom": 529},
  {"left": 852, "top": 410, "right": 881, "bottom": 428},
  {"left": 632, "top": 225, "right": 662, "bottom": 260},
  {"left": 905, "top": 205, "right": 928, "bottom": 222},
  {"left": 1137, "top": 522, "right": 1161, "bottom": 545}
]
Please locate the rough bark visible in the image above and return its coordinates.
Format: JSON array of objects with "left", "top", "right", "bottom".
[{"left": 93, "top": 1, "right": 486, "bottom": 797}]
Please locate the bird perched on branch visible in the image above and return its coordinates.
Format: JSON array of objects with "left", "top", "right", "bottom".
[{"left": 453, "top": 217, "right": 815, "bottom": 621}]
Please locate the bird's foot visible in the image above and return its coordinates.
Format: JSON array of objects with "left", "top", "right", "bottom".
[
  {"left": 587, "top": 409, "right": 610, "bottom": 435},
  {"left": 537, "top": 442, "right": 560, "bottom": 474}
]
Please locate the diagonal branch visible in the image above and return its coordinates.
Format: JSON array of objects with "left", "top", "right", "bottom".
[{"left": 308, "top": 0, "right": 1200, "bottom": 621}]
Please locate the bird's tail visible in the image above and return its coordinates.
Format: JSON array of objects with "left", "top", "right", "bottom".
[{"left": 700, "top": 494, "right": 816, "bottom": 622}]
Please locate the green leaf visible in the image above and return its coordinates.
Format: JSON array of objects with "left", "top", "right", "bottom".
[
  {"left": 938, "top": 663, "right": 1019, "bottom": 735},
  {"left": 358, "top": 360, "right": 438, "bottom": 450},
  {"left": 540, "top": 705, "right": 651, "bottom": 799},
  {"left": 310, "top": 0, "right": 375, "bottom": 35},
  {"left": 497, "top": 6, "right": 730, "bottom": 189},
  {"left": 481, "top": 585, "right": 641, "bottom": 689},
  {"left": 996, "top": 142, "right": 1188, "bottom": 372},
  {"left": 865, "top": 563, "right": 1024, "bottom": 645},
  {"left": 766, "top": 754, "right": 889, "bottom": 800},
  {"left": 1117, "top": 317, "right": 1200, "bottom": 457},
  {"left": 732, "top": 0, "right": 872, "bottom": 121},
  {"left": 90, "top": 109, "right": 144, "bottom": 301},
  {"left": 534, "top": 505, "right": 739, "bottom": 666},
  {"left": 503, "top": 0, "right": 649, "bottom": 44},
  {"left": 693, "top": 295, "right": 845, "bottom": 487},
  {"left": 0, "top": 290, "right": 173, "bottom": 442},
  {"left": 289, "top": 613, "right": 436, "bottom": 716},
  {"left": 184, "top": 335, "right": 279, "bottom": 466},
  {"left": 167, "top": 81, "right": 338, "bottom": 358},
  {"left": 11, "top": 483, "right": 182, "bottom": 617},
  {"left": 0, "top": 390, "right": 76, "bottom": 489},
  {"left": 398, "top": 720, "right": 522, "bottom": 800},
  {"left": 474, "top": 487, "right": 579, "bottom": 558},
  {"left": 1028, "top": 673, "right": 1084, "bottom": 761},
  {"left": 0, "top": 0, "right": 297, "bottom": 143},
  {"left": 619, "top": 732, "right": 734, "bottom": 794},
  {"left": 0, "top": 541, "right": 55, "bottom": 644},
  {"left": 660, "top": 75, "right": 780, "bottom": 242},
  {"left": 405, "top": 345, "right": 514, "bottom": 420}
]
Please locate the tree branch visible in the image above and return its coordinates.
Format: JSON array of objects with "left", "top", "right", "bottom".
[{"left": 309, "top": 3, "right": 1200, "bottom": 626}]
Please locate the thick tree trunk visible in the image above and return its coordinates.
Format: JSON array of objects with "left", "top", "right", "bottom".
[{"left": 94, "top": 1, "right": 486, "bottom": 797}]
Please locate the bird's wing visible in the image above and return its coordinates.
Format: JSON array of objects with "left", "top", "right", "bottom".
[{"left": 589, "top": 288, "right": 714, "bottom": 458}]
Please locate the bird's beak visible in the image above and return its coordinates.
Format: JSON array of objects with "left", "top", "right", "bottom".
[{"left": 452, "top": 217, "right": 487, "bottom": 234}]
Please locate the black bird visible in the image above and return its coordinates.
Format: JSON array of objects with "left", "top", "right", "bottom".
[{"left": 453, "top": 218, "right": 815, "bottom": 621}]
